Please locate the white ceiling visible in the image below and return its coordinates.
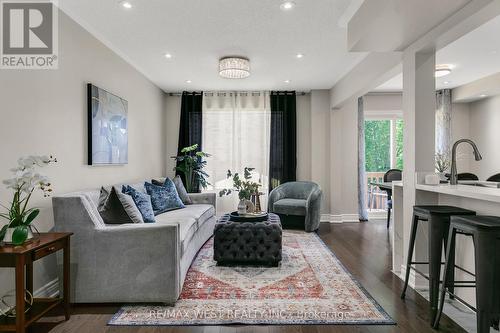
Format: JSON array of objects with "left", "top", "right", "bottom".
[
  {"left": 59, "top": 0, "right": 367, "bottom": 92},
  {"left": 375, "top": 14, "right": 500, "bottom": 92}
]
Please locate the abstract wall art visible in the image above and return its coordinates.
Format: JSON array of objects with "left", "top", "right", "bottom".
[{"left": 87, "top": 84, "right": 128, "bottom": 165}]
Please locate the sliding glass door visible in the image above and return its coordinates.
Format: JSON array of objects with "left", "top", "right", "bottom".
[{"left": 365, "top": 117, "right": 403, "bottom": 212}]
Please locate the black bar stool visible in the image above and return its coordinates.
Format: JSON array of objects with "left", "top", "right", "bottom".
[
  {"left": 400, "top": 205, "right": 476, "bottom": 325},
  {"left": 434, "top": 216, "right": 500, "bottom": 333}
]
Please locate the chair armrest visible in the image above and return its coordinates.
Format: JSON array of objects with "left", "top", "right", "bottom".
[
  {"left": 268, "top": 188, "right": 286, "bottom": 212},
  {"left": 188, "top": 192, "right": 216, "bottom": 209},
  {"left": 305, "top": 188, "right": 323, "bottom": 232},
  {"left": 306, "top": 188, "right": 322, "bottom": 209}
]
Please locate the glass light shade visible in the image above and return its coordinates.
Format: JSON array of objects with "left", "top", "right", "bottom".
[
  {"left": 219, "top": 57, "right": 250, "bottom": 79},
  {"left": 435, "top": 65, "right": 452, "bottom": 78}
]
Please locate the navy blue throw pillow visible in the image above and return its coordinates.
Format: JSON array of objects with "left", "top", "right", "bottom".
[
  {"left": 144, "top": 180, "right": 185, "bottom": 215},
  {"left": 122, "top": 185, "right": 155, "bottom": 223}
]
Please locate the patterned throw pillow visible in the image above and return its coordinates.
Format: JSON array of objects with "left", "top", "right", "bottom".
[
  {"left": 152, "top": 176, "right": 192, "bottom": 205},
  {"left": 144, "top": 180, "right": 185, "bottom": 215},
  {"left": 122, "top": 185, "right": 155, "bottom": 223}
]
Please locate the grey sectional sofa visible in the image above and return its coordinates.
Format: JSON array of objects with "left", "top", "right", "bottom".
[{"left": 52, "top": 180, "right": 216, "bottom": 304}]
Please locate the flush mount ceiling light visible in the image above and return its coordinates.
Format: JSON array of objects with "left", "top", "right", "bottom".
[
  {"left": 280, "top": 1, "right": 296, "bottom": 11},
  {"left": 120, "top": 1, "right": 132, "bottom": 9},
  {"left": 435, "top": 64, "right": 452, "bottom": 78},
  {"left": 219, "top": 57, "right": 250, "bottom": 79}
]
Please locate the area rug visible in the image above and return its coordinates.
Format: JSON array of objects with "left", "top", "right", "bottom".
[{"left": 109, "top": 230, "right": 394, "bottom": 326}]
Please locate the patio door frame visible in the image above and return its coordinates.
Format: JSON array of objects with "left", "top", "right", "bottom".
[{"left": 364, "top": 109, "right": 403, "bottom": 219}]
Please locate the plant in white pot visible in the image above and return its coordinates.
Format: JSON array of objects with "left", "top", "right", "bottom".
[{"left": 0, "top": 155, "right": 56, "bottom": 245}]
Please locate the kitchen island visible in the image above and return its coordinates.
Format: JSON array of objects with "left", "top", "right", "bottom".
[{"left": 392, "top": 177, "right": 500, "bottom": 308}]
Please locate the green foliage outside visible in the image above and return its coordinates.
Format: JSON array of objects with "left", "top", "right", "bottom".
[
  {"left": 364, "top": 120, "right": 404, "bottom": 172},
  {"left": 395, "top": 119, "right": 404, "bottom": 170}
]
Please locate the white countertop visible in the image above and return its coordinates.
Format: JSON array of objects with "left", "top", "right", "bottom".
[{"left": 416, "top": 183, "right": 500, "bottom": 203}]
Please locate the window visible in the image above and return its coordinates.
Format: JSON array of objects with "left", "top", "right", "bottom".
[
  {"left": 365, "top": 118, "right": 403, "bottom": 172},
  {"left": 364, "top": 115, "right": 403, "bottom": 212},
  {"left": 202, "top": 92, "right": 271, "bottom": 213}
]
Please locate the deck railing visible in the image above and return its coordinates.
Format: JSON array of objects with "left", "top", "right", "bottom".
[{"left": 366, "top": 171, "right": 388, "bottom": 211}]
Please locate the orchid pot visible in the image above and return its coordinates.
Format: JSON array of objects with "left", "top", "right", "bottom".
[{"left": 0, "top": 155, "right": 56, "bottom": 246}]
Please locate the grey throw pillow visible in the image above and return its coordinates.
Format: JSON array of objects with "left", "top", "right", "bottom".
[
  {"left": 98, "top": 186, "right": 144, "bottom": 224},
  {"left": 173, "top": 175, "right": 192, "bottom": 205},
  {"left": 152, "top": 176, "right": 193, "bottom": 205}
]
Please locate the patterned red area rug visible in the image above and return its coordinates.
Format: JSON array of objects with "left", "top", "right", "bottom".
[{"left": 109, "top": 231, "right": 394, "bottom": 326}]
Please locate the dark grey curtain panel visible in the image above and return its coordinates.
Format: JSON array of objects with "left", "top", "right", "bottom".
[
  {"left": 176, "top": 91, "right": 203, "bottom": 191},
  {"left": 269, "top": 91, "right": 297, "bottom": 191}
]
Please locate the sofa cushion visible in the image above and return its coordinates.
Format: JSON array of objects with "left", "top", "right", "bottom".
[
  {"left": 172, "top": 176, "right": 193, "bottom": 205},
  {"left": 273, "top": 198, "right": 307, "bottom": 216},
  {"left": 97, "top": 186, "right": 143, "bottom": 224},
  {"left": 152, "top": 176, "right": 193, "bottom": 205},
  {"left": 145, "top": 180, "right": 184, "bottom": 215},
  {"left": 155, "top": 204, "right": 215, "bottom": 256},
  {"left": 122, "top": 185, "right": 155, "bottom": 223}
]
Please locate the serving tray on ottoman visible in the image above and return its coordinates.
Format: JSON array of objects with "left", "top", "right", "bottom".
[{"left": 214, "top": 213, "right": 282, "bottom": 266}]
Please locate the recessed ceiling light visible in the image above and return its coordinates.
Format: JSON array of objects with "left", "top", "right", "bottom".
[
  {"left": 296, "top": 53, "right": 304, "bottom": 59},
  {"left": 443, "top": 81, "right": 450, "bottom": 85},
  {"left": 480, "top": 94, "right": 487, "bottom": 98},
  {"left": 186, "top": 80, "right": 192, "bottom": 84},
  {"left": 284, "top": 80, "right": 291, "bottom": 83},
  {"left": 280, "top": 1, "right": 296, "bottom": 11},
  {"left": 435, "top": 64, "right": 452, "bottom": 78},
  {"left": 120, "top": 1, "right": 132, "bottom": 9},
  {"left": 164, "top": 53, "right": 172, "bottom": 59}
]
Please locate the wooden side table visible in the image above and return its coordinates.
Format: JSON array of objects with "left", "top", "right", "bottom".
[{"left": 0, "top": 232, "right": 72, "bottom": 333}]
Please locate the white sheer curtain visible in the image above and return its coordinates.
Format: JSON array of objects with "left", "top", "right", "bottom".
[{"left": 202, "top": 92, "right": 271, "bottom": 215}]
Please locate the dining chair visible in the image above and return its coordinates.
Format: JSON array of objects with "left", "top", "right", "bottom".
[
  {"left": 487, "top": 173, "right": 500, "bottom": 182},
  {"left": 383, "top": 169, "right": 402, "bottom": 229}
]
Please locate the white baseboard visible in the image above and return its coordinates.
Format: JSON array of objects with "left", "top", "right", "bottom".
[
  {"left": 400, "top": 264, "right": 428, "bottom": 290},
  {"left": 321, "top": 214, "right": 360, "bottom": 223},
  {"left": 34, "top": 278, "right": 59, "bottom": 298}
]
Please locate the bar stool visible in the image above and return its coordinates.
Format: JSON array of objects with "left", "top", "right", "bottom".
[
  {"left": 434, "top": 216, "right": 500, "bottom": 333},
  {"left": 400, "top": 205, "right": 476, "bottom": 325}
]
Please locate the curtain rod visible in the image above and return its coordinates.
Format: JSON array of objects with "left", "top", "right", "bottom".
[{"left": 167, "top": 91, "right": 310, "bottom": 96}]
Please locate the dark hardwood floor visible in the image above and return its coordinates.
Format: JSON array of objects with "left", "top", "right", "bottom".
[{"left": 29, "top": 220, "right": 466, "bottom": 333}]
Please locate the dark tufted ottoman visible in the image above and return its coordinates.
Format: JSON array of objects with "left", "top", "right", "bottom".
[{"left": 213, "top": 213, "right": 282, "bottom": 266}]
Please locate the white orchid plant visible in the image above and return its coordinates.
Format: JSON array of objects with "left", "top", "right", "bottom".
[{"left": 1, "top": 155, "right": 57, "bottom": 245}]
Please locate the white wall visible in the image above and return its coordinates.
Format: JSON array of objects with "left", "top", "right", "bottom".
[
  {"left": 0, "top": 11, "right": 166, "bottom": 296},
  {"left": 330, "top": 99, "right": 358, "bottom": 218},
  {"left": 469, "top": 95, "right": 500, "bottom": 179},
  {"left": 451, "top": 102, "right": 472, "bottom": 172},
  {"left": 296, "top": 94, "right": 312, "bottom": 181},
  {"left": 310, "top": 90, "right": 332, "bottom": 214}
]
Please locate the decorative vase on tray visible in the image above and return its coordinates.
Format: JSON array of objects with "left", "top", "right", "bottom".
[{"left": 219, "top": 167, "right": 261, "bottom": 215}]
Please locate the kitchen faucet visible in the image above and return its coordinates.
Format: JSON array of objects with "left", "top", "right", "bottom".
[{"left": 450, "top": 139, "right": 482, "bottom": 185}]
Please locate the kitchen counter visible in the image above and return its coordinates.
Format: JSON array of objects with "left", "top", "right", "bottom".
[{"left": 415, "top": 183, "right": 500, "bottom": 203}]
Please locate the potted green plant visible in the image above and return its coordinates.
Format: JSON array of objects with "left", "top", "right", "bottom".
[
  {"left": 219, "top": 167, "right": 261, "bottom": 214},
  {"left": 0, "top": 155, "right": 57, "bottom": 245},
  {"left": 171, "top": 144, "right": 210, "bottom": 193},
  {"left": 435, "top": 152, "right": 450, "bottom": 181}
]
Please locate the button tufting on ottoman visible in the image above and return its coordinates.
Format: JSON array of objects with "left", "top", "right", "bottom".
[{"left": 214, "top": 213, "right": 282, "bottom": 266}]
